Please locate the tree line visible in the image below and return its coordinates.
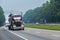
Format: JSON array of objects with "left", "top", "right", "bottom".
[
  {"left": 23, "top": 0, "right": 60, "bottom": 23},
  {"left": 0, "top": 6, "right": 5, "bottom": 26}
]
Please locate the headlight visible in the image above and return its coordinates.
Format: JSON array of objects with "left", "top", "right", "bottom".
[
  {"left": 21, "top": 25, "right": 24, "bottom": 27},
  {"left": 13, "top": 25, "right": 16, "bottom": 27}
]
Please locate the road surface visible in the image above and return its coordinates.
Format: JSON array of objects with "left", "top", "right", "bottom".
[
  {"left": 1, "top": 27, "right": 60, "bottom": 40},
  {"left": 0, "top": 27, "right": 25, "bottom": 40}
]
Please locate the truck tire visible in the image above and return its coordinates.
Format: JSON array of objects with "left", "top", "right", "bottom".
[
  {"left": 22, "top": 28, "right": 24, "bottom": 30},
  {"left": 8, "top": 26, "right": 12, "bottom": 30}
]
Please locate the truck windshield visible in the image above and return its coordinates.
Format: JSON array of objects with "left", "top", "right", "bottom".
[{"left": 13, "top": 17, "right": 21, "bottom": 20}]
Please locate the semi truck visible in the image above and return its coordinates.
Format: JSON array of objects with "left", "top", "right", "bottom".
[{"left": 8, "top": 14, "right": 24, "bottom": 30}]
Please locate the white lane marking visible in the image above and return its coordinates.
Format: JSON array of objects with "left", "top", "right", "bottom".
[
  {"left": 52, "top": 35, "right": 60, "bottom": 37},
  {"left": 5, "top": 29, "right": 28, "bottom": 40}
]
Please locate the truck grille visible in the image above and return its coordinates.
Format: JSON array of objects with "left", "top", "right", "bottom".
[{"left": 14, "top": 22, "right": 21, "bottom": 27}]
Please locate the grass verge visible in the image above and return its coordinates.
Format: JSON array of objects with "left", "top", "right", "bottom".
[{"left": 25, "top": 24, "right": 60, "bottom": 31}]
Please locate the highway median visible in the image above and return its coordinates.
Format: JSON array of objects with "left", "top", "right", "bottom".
[{"left": 25, "top": 24, "right": 60, "bottom": 31}]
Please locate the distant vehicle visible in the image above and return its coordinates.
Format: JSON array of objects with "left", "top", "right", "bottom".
[
  {"left": 5, "top": 23, "right": 10, "bottom": 27},
  {"left": 8, "top": 14, "right": 24, "bottom": 30},
  {"left": 36, "top": 22, "right": 39, "bottom": 24}
]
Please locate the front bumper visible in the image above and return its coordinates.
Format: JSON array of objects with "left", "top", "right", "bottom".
[
  {"left": 13, "top": 25, "right": 24, "bottom": 29},
  {"left": 13, "top": 27, "right": 24, "bottom": 29}
]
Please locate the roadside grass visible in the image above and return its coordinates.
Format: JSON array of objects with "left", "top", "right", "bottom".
[{"left": 25, "top": 24, "right": 60, "bottom": 31}]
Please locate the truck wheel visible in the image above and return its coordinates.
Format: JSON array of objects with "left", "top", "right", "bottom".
[{"left": 22, "top": 28, "right": 24, "bottom": 30}]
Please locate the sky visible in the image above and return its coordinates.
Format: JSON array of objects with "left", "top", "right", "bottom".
[
  {"left": 0, "top": 0, "right": 49, "bottom": 22},
  {"left": 1, "top": 0, "right": 49, "bottom": 14}
]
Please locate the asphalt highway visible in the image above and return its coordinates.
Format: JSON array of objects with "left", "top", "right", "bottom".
[
  {"left": 0, "top": 27, "right": 60, "bottom": 40},
  {"left": 0, "top": 28, "right": 24, "bottom": 40},
  {"left": 11, "top": 28, "right": 60, "bottom": 40}
]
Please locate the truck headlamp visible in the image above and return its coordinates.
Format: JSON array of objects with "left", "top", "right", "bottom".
[
  {"left": 21, "top": 25, "right": 24, "bottom": 27},
  {"left": 13, "top": 25, "right": 16, "bottom": 27}
]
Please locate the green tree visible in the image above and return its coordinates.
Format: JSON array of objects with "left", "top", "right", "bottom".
[
  {"left": 23, "top": 9, "right": 34, "bottom": 23},
  {"left": 0, "top": 6, "right": 5, "bottom": 26},
  {"left": 50, "top": 0, "right": 60, "bottom": 22},
  {"left": 23, "top": 0, "right": 60, "bottom": 23}
]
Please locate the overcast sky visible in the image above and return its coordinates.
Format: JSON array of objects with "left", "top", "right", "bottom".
[
  {"left": 1, "top": 0, "right": 49, "bottom": 14},
  {"left": 0, "top": 0, "right": 49, "bottom": 22}
]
